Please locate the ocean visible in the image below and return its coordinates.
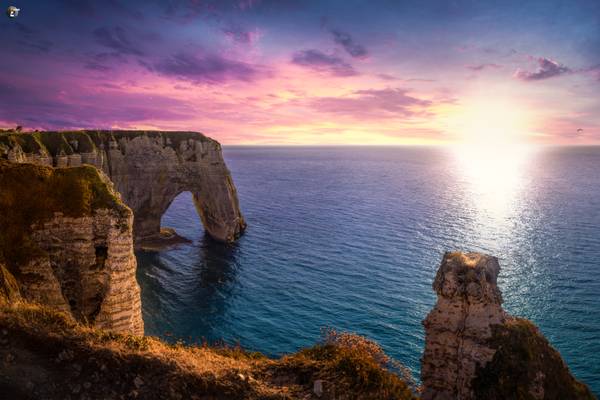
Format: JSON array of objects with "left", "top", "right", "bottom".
[{"left": 136, "top": 146, "right": 600, "bottom": 394}]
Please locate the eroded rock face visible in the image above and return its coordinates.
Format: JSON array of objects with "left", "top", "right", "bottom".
[
  {"left": 0, "top": 130, "right": 246, "bottom": 246},
  {"left": 0, "top": 161, "right": 143, "bottom": 335},
  {"left": 422, "top": 252, "right": 595, "bottom": 400},
  {"left": 421, "top": 252, "right": 506, "bottom": 400}
]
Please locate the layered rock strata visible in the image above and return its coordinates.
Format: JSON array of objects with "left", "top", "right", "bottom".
[
  {"left": 421, "top": 252, "right": 595, "bottom": 400},
  {"left": 0, "top": 160, "right": 143, "bottom": 335},
  {"left": 0, "top": 130, "right": 246, "bottom": 246}
]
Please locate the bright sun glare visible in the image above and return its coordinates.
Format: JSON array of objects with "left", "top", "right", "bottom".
[
  {"left": 452, "top": 97, "right": 532, "bottom": 147},
  {"left": 448, "top": 97, "right": 536, "bottom": 224}
]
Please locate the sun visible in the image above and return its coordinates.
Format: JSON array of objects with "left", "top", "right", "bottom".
[{"left": 449, "top": 97, "right": 532, "bottom": 147}]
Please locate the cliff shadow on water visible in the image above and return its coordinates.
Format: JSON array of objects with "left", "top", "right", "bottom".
[{"left": 136, "top": 233, "right": 242, "bottom": 344}]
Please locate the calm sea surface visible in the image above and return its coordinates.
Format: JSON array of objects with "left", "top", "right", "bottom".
[{"left": 136, "top": 146, "right": 600, "bottom": 393}]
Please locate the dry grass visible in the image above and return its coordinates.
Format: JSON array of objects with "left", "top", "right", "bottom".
[
  {"left": 269, "top": 328, "right": 418, "bottom": 400},
  {"left": 0, "top": 160, "right": 126, "bottom": 270},
  {"left": 0, "top": 302, "right": 415, "bottom": 399},
  {"left": 0, "top": 263, "right": 21, "bottom": 303}
]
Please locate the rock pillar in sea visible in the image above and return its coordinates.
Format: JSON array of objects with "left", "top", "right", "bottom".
[{"left": 421, "top": 251, "right": 594, "bottom": 400}]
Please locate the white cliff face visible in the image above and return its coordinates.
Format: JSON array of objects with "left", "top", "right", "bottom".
[
  {"left": 26, "top": 210, "right": 143, "bottom": 335},
  {"left": 0, "top": 131, "right": 246, "bottom": 246},
  {"left": 0, "top": 161, "right": 143, "bottom": 335},
  {"left": 421, "top": 252, "right": 507, "bottom": 400}
]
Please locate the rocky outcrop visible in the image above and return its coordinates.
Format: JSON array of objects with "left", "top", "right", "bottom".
[
  {"left": 421, "top": 252, "right": 595, "bottom": 400},
  {"left": 0, "top": 130, "right": 246, "bottom": 246},
  {"left": 0, "top": 160, "right": 143, "bottom": 335}
]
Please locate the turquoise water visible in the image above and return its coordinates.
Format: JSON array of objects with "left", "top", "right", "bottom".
[{"left": 136, "top": 146, "right": 600, "bottom": 393}]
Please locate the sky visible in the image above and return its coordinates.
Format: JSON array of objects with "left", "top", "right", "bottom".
[{"left": 1, "top": 0, "right": 599, "bottom": 145}]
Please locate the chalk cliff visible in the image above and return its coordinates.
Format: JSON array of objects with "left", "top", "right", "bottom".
[
  {"left": 421, "top": 252, "right": 595, "bottom": 400},
  {"left": 0, "top": 130, "right": 246, "bottom": 246},
  {"left": 0, "top": 160, "right": 143, "bottom": 335}
]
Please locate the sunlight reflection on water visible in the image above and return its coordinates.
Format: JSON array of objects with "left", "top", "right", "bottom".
[{"left": 453, "top": 144, "right": 535, "bottom": 225}]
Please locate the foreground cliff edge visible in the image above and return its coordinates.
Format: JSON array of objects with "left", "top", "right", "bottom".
[{"left": 0, "top": 130, "right": 246, "bottom": 247}]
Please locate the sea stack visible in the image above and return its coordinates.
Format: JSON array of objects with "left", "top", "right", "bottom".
[{"left": 421, "top": 252, "right": 595, "bottom": 400}]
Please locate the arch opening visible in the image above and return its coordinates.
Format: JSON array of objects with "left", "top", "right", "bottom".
[
  {"left": 161, "top": 191, "right": 205, "bottom": 239},
  {"left": 137, "top": 191, "right": 206, "bottom": 251}
]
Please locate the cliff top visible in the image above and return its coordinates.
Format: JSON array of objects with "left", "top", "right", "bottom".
[
  {"left": 432, "top": 251, "right": 502, "bottom": 303},
  {"left": 0, "top": 302, "right": 416, "bottom": 400},
  {"left": 0, "top": 130, "right": 214, "bottom": 158},
  {"left": 0, "top": 160, "right": 129, "bottom": 270}
]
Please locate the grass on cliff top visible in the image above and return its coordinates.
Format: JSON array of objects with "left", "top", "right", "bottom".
[
  {"left": 0, "top": 302, "right": 416, "bottom": 400},
  {"left": 0, "top": 130, "right": 213, "bottom": 159},
  {"left": 472, "top": 318, "right": 596, "bottom": 400},
  {"left": 0, "top": 161, "right": 127, "bottom": 271}
]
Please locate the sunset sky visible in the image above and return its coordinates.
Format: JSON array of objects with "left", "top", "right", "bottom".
[{"left": 1, "top": 0, "right": 599, "bottom": 145}]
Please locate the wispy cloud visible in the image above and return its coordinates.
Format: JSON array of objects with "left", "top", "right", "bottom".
[
  {"left": 583, "top": 64, "right": 600, "bottom": 81},
  {"left": 237, "top": 0, "right": 261, "bottom": 10},
  {"left": 307, "top": 88, "right": 431, "bottom": 119},
  {"left": 329, "top": 29, "right": 368, "bottom": 59},
  {"left": 223, "top": 26, "right": 262, "bottom": 45},
  {"left": 13, "top": 23, "right": 53, "bottom": 54},
  {"left": 56, "top": 0, "right": 95, "bottom": 17},
  {"left": 151, "top": 51, "right": 265, "bottom": 84},
  {"left": 514, "top": 57, "right": 570, "bottom": 81},
  {"left": 0, "top": 78, "right": 194, "bottom": 130},
  {"left": 291, "top": 49, "right": 357, "bottom": 76},
  {"left": 93, "top": 26, "right": 144, "bottom": 56},
  {"left": 466, "top": 63, "right": 501, "bottom": 71}
]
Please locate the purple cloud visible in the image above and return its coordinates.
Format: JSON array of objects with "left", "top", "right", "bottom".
[
  {"left": 377, "top": 73, "right": 400, "bottom": 81},
  {"left": 330, "top": 29, "right": 368, "bottom": 59},
  {"left": 466, "top": 63, "right": 501, "bottom": 71},
  {"left": 93, "top": 26, "right": 144, "bottom": 56},
  {"left": 583, "top": 64, "right": 600, "bottom": 81},
  {"left": 56, "top": 0, "right": 95, "bottom": 17},
  {"left": 152, "top": 51, "right": 264, "bottom": 84},
  {"left": 514, "top": 57, "right": 570, "bottom": 81},
  {"left": 84, "top": 61, "right": 112, "bottom": 72},
  {"left": 308, "top": 88, "right": 431, "bottom": 119},
  {"left": 291, "top": 49, "right": 357, "bottom": 76},
  {"left": 0, "top": 78, "right": 194, "bottom": 130},
  {"left": 237, "top": 0, "right": 261, "bottom": 10},
  {"left": 223, "top": 26, "right": 262, "bottom": 45},
  {"left": 13, "top": 23, "right": 54, "bottom": 54}
]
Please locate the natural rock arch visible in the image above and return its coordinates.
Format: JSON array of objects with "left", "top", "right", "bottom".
[{"left": 0, "top": 130, "right": 246, "bottom": 247}]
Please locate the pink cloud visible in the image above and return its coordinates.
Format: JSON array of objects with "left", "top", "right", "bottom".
[
  {"left": 466, "top": 63, "right": 502, "bottom": 71},
  {"left": 307, "top": 88, "right": 432, "bottom": 120},
  {"left": 514, "top": 57, "right": 571, "bottom": 81}
]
